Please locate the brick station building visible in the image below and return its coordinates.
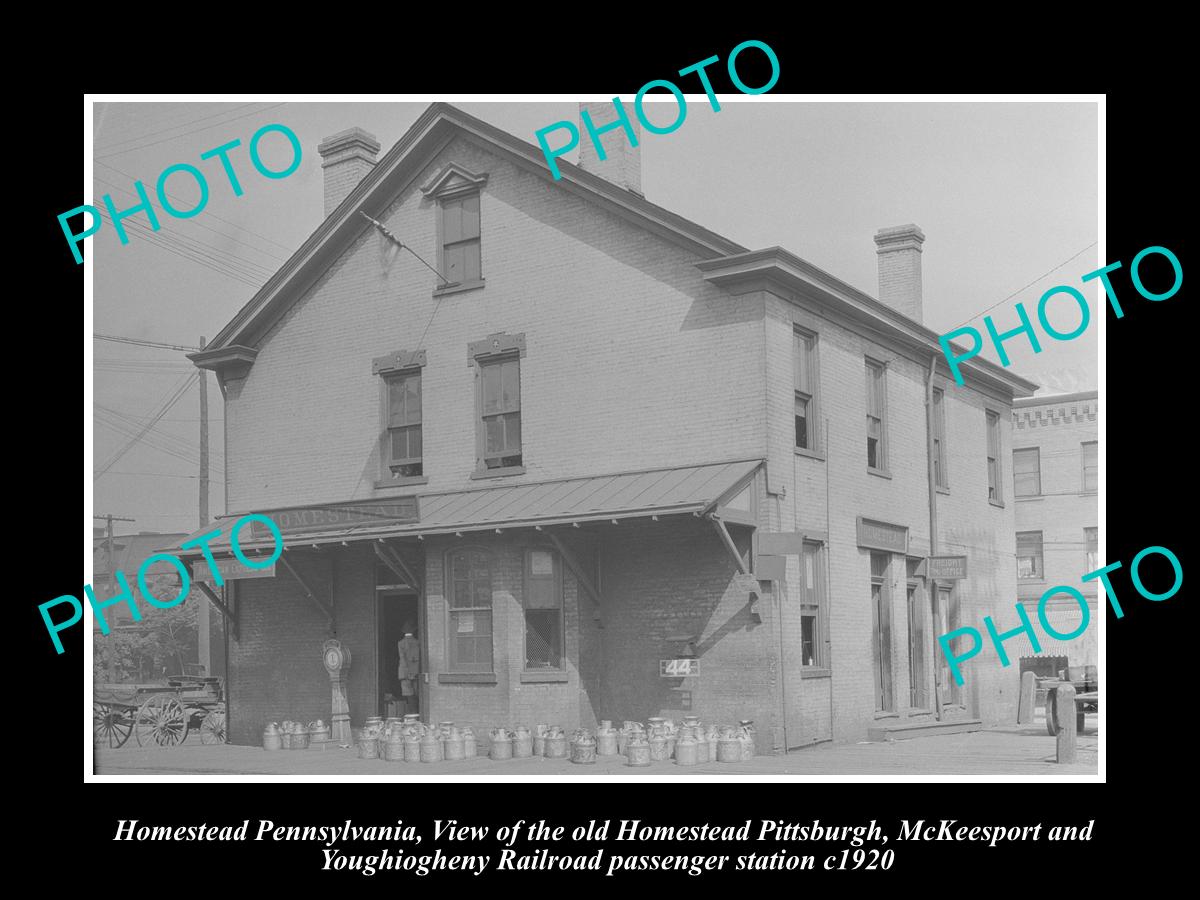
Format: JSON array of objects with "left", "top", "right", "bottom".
[{"left": 182, "top": 103, "right": 1038, "bottom": 750}]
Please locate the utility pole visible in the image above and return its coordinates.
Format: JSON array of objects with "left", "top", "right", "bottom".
[
  {"left": 93, "top": 514, "right": 136, "bottom": 594},
  {"left": 198, "top": 336, "right": 211, "bottom": 676}
]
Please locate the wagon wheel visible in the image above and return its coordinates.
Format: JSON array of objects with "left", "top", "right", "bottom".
[
  {"left": 134, "top": 695, "right": 189, "bottom": 747},
  {"left": 1045, "top": 688, "right": 1059, "bottom": 736},
  {"left": 93, "top": 702, "right": 133, "bottom": 749},
  {"left": 200, "top": 709, "right": 227, "bottom": 745}
]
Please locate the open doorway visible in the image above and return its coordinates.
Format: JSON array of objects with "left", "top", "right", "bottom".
[{"left": 378, "top": 590, "right": 419, "bottom": 719}]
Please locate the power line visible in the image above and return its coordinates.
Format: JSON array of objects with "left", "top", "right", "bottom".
[
  {"left": 94, "top": 333, "right": 200, "bottom": 352},
  {"left": 94, "top": 103, "right": 262, "bottom": 154},
  {"left": 94, "top": 103, "right": 288, "bottom": 159},
  {"left": 945, "top": 241, "right": 1099, "bottom": 332},
  {"left": 96, "top": 373, "right": 198, "bottom": 475}
]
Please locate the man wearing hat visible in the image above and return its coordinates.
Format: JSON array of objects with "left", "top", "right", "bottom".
[{"left": 397, "top": 623, "right": 421, "bottom": 716}]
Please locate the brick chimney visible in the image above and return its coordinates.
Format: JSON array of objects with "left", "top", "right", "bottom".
[
  {"left": 873, "top": 224, "right": 925, "bottom": 323},
  {"left": 317, "top": 127, "right": 381, "bottom": 217},
  {"left": 577, "top": 102, "right": 642, "bottom": 196}
]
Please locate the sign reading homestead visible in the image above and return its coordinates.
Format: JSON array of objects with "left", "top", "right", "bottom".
[{"left": 249, "top": 498, "right": 419, "bottom": 541}]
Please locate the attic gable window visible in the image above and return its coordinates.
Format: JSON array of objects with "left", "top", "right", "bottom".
[
  {"left": 372, "top": 349, "right": 428, "bottom": 486},
  {"left": 420, "top": 163, "right": 488, "bottom": 294}
]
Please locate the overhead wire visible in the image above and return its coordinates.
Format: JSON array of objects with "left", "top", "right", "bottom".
[
  {"left": 94, "top": 103, "right": 288, "bottom": 159},
  {"left": 96, "top": 373, "right": 198, "bottom": 475},
  {"left": 93, "top": 103, "right": 263, "bottom": 154}
]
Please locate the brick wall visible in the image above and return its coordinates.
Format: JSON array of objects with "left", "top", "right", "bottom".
[{"left": 224, "top": 135, "right": 765, "bottom": 515}]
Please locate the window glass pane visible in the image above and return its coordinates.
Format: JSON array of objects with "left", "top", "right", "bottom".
[
  {"left": 501, "top": 359, "right": 520, "bottom": 410},
  {"left": 485, "top": 415, "right": 505, "bottom": 454},
  {"left": 387, "top": 377, "right": 406, "bottom": 425},
  {"left": 1082, "top": 442, "right": 1098, "bottom": 492},
  {"left": 794, "top": 394, "right": 808, "bottom": 449},
  {"left": 482, "top": 363, "right": 502, "bottom": 413},
  {"left": 464, "top": 240, "right": 481, "bottom": 282},
  {"left": 867, "top": 434, "right": 879, "bottom": 469},
  {"left": 444, "top": 243, "right": 465, "bottom": 283},
  {"left": 406, "top": 375, "right": 421, "bottom": 421},
  {"left": 1014, "top": 471, "right": 1039, "bottom": 497},
  {"left": 443, "top": 199, "right": 462, "bottom": 243},
  {"left": 870, "top": 551, "right": 889, "bottom": 579},
  {"left": 505, "top": 412, "right": 522, "bottom": 453},
  {"left": 525, "top": 610, "right": 561, "bottom": 668},
  {"left": 461, "top": 194, "right": 480, "bottom": 238},
  {"left": 794, "top": 332, "right": 810, "bottom": 393},
  {"left": 801, "top": 615, "right": 816, "bottom": 666}
]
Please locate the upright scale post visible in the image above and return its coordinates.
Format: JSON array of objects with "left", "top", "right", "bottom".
[{"left": 322, "top": 640, "right": 352, "bottom": 744}]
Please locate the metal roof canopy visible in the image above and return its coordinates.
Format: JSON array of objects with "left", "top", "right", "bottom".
[{"left": 172, "top": 458, "right": 763, "bottom": 557}]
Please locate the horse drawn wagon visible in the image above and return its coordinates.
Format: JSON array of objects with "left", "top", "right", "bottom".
[{"left": 93, "top": 676, "right": 226, "bottom": 748}]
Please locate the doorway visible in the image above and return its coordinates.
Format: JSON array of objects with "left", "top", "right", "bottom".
[{"left": 378, "top": 590, "right": 420, "bottom": 719}]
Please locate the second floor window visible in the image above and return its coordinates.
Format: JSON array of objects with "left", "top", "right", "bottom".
[
  {"left": 1085, "top": 527, "right": 1098, "bottom": 572},
  {"left": 986, "top": 410, "right": 1002, "bottom": 502},
  {"left": 932, "top": 388, "right": 948, "bottom": 488},
  {"left": 1081, "top": 441, "right": 1098, "bottom": 493},
  {"left": 441, "top": 193, "right": 481, "bottom": 285},
  {"left": 794, "top": 328, "right": 818, "bottom": 451},
  {"left": 1013, "top": 447, "right": 1041, "bottom": 497},
  {"left": 480, "top": 355, "right": 522, "bottom": 470},
  {"left": 1017, "top": 531, "right": 1043, "bottom": 580},
  {"left": 866, "top": 359, "right": 887, "bottom": 470},
  {"left": 385, "top": 370, "right": 422, "bottom": 477}
]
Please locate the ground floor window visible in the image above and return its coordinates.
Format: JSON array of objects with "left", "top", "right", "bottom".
[
  {"left": 800, "top": 541, "right": 826, "bottom": 667},
  {"left": 906, "top": 558, "right": 927, "bottom": 709},
  {"left": 447, "top": 548, "right": 494, "bottom": 672},
  {"left": 937, "top": 583, "right": 961, "bottom": 706},
  {"left": 870, "top": 551, "right": 894, "bottom": 712}
]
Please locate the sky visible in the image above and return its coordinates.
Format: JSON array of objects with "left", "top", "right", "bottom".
[{"left": 90, "top": 99, "right": 1099, "bottom": 536}]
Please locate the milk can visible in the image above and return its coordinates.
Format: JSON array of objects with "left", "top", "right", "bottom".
[
  {"left": 512, "top": 725, "right": 534, "bottom": 759},
  {"left": 571, "top": 729, "right": 597, "bottom": 764},
  {"left": 544, "top": 725, "right": 569, "bottom": 759},
  {"left": 358, "top": 725, "right": 380, "bottom": 760},
  {"left": 533, "top": 723, "right": 548, "bottom": 757},
  {"left": 420, "top": 728, "right": 443, "bottom": 763},
  {"left": 262, "top": 722, "right": 282, "bottom": 751},
  {"left": 683, "top": 715, "right": 701, "bottom": 729},
  {"left": 717, "top": 731, "right": 741, "bottom": 763},
  {"left": 438, "top": 721, "right": 454, "bottom": 738},
  {"left": 617, "top": 722, "right": 632, "bottom": 756},
  {"left": 443, "top": 726, "right": 466, "bottom": 761},
  {"left": 648, "top": 732, "right": 668, "bottom": 762},
  {"left": 280, "top": 720, "right": 294, "bottom": 750},
  {"left": 403, "top": 731, "right": 422, "bottom": 763},
  {"left": 647, "top": 716, "right": 666, "bottom": 734},
  {"left": 462, "top": 727, "right": 477, "bottom": 758},
  {"left": 626, "top": 733, "right": 651, "bottom": 767},
  {"left": 290, "top": 721, "right": 310, "bottom": 750},
  {"left": 664, "top": 720, "right": 678, "bottom": 760},
  {"left": 692, "top": 725, "right": 710, "bottom": 764},
  {"left": 403, "top": 713, "right": 421, "bottom": 727},
  {"left": 706, "top": 725, "right": 719, "bottom": 762},
  {"left": 308, "top": 720, "right": 330, "bottom": 745},
  {"left": 675, "top": 733, "right": 699, "bottom": 766},
  {"left": 596, "top": 721, "right": 618, "bottom": 756},
  {"left": 490, "top": 727, "right": 513, "bottom": 761},
  {"left": 738, "top": 720, "right": 756, "bottom": 760},
  {"left": 384, "top": 726, "right": 406, "bottom": 761}
]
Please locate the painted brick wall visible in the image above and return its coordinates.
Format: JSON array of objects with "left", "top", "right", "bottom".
[{"left": 224, "top": 135, "right": 765, "bottom": 515}]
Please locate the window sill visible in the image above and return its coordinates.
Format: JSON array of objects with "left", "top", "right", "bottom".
[
  {"left": 793, "top": 447, "right": 826, "bottom": 462},
  {"left": 1080, "top": 490, "right": 1098, "bottom": 497},
  {"left": 519, "top": 671, "right": 569, "bottom": 683},
  {"left": 433, "top": 278, "right": 485, "bottom": 298},
  {"left": 437, "top": 673, "right": 498, "bottom": 684},
  {"left": 1019, "top": 578, "right": 1047, "bottom": 586},
  {"left": 800, "top": 667, "right": 831, "bottom": 679},
  {"left": 1015, "top": 494, "right": 1044, "bottom": 502},
  {"left": 936, "top": 485, "right": 951, "bottom": 495},
  {"left": 988, "top": 498, "right": 1005, "bottom": 509},
  {"left": 867, "top": 467, "right": 892, "bottom": 480},
  {"left": 873, "top": 711, "right": 900, "bottom": 720},
  {"left": 375, "top": 475, "right": 429, "bottom": 490},
  {"left": 471, "top": 465, "right": 526, "bottom": 480}
]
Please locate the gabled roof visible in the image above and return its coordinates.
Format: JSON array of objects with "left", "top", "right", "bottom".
[
  {"left": 189, "top": 102, "right": 1036, "bottom": 397},
  {"left": 191, "top": 102, "right": 747, "bottom": 366}
]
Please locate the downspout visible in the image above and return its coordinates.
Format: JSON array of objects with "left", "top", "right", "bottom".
[
  {"left": 825, "top": 415, "right": 835, "bottom": 741},
  {"left": 926, "top": 352, "right": 943, "bottom": 721}
]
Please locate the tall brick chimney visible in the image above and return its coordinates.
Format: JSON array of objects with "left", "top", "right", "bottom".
[
  {"left": 873, "top": 224, "right": 925, "bottom": 323},
  {"left": 317, "top": 127, "right": 381, "bottom": 217},
  {"left": 577, "top": 102, "right": 642, "bottom": 196}
]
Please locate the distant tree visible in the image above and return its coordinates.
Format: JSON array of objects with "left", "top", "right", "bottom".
[{"left": 92, "top": 572, "right": 198, "bottom": 683}]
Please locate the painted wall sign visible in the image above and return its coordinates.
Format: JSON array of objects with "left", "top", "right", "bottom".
[
  {"left": 660, "top": 659, "right": 699, "bottom": 677},
  {"left": 193, "top": 558, "right": 275, "bottom": 583},
  {"left": 927, "top": 555, "right": 968, "bottom": 580},
  {"left": 856, "top": 517, "right": 909, "bottom": 554},
  {"left": 250, "top": 498, "right": 419, "bottom": 540},
  {"left": 758, "top": 531, "right": 804, "bottom": 556}
]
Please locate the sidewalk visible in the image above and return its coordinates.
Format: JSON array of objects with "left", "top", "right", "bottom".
[{"left": 94, "top": 719, "right": 1099, "bottom": 778}]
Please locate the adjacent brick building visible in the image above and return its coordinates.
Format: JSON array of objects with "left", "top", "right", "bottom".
[
  {"left": 182, "top": 102, "right": 1038, "bottom": 751},
  {"left": 1009, "top": 391, "right": 1099, "bottom": 677}
]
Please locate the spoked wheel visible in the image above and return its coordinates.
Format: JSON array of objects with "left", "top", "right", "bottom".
[
  {"left": 200, "top": 709, "right": 226, "bottom": 745},
  {"left": 94, "top": 702, "right": 133, "bottom": 748},
  {"left": 1045, "top": 688, "right": 1060, "bottom": 736},
  {"left": 135, "top": 695, "right": 189, "bottom": 747}
]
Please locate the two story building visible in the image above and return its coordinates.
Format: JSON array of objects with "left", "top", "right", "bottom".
[{"left": 180, "top": 102, "right": 1037, "bottom": 750}]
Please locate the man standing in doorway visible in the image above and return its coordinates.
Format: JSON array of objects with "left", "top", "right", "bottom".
[{"left": 397, "top": 623, "right": 420, "bottom": 717}]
